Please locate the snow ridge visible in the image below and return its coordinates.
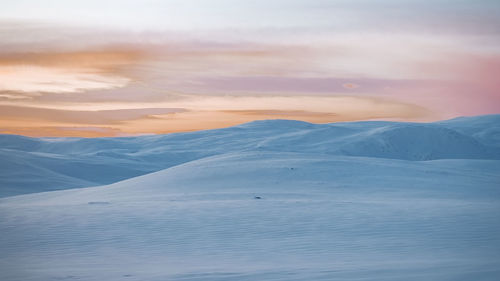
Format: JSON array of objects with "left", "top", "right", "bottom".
[{"left": 0, "top": 115, "right": 499, "bottom": 197}]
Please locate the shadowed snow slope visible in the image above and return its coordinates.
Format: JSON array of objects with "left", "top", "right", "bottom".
[{"left": 1, "top": 114, "right": 499, "bottom": 197}]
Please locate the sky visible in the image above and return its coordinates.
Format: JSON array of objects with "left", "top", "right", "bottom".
[{"left": 0, "top": 0, "right": 499, "bottom": 137}]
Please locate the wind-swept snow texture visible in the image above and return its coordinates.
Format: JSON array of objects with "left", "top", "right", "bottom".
[{"left": 1, "top": 115, "right": 500, "bottom": 280}]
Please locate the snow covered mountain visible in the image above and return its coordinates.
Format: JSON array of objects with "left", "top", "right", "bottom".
[
  {"left": 0, "top": 115, "right": 499, "bottom": 281},
  {"left": 1, "top": 114, "right": 499, "bottom": 197}
]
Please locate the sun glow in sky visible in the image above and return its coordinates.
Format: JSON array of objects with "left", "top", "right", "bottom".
[{"left": 0, "top": 0, "right": 499, "bottom": 137}]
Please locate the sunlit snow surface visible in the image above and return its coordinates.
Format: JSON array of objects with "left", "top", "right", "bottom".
[{"left": 1, "top": 115, "right": 500, "bottom": 280}]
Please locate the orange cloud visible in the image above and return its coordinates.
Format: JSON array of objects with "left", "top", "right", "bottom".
[{"left": 0, "top": 50, "right": 143, "bottom": 68}]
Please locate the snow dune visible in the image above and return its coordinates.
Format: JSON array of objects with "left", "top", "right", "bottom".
[{"left": 0, "top": 115, "right": 500, "bottom": 280}]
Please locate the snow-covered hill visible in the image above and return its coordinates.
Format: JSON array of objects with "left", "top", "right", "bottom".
[
  {"left": 0, "top": 115, "right": 499, "bottom": 280},
  {"left": 1, "top": 152, "right": 500, "bottom": 281},
  {"left": 1, "top": 115, "right": 499, "bottom": 197}
]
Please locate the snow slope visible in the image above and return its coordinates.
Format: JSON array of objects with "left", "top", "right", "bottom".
[
  {"left": 1, "top": 115, "right": 499, "bottom": 197},
  {"left": 1, "top": 152, "right": 500, "bottom": 281},
  {"left": 0, "top": 115, "right": 499, "bottom": 280}
]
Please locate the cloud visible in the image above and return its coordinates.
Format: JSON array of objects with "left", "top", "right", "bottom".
[
  {"left": 0, "top": 126, "right": 126, "bottom": 138},
  {"left": 342, "top": 83, "right": 359, "bottom": 89},
  {"left": 0, "top": 49, "right": 144, "bottom": 95},
  {"left": 0, "top": 65, "right": 130, "bottom": 94},
  {"left": 221, "top": 109, "right": 339, "bottom": 117},
  {"left": 0, "top": 92, "right": 32, "bottom": 100},
  {"left": 0, "top": 105, "right": 186, "bottom": 124},
  {"left": 0, "top": 18, "right": 498, "bottom": 137},
  {"left": 191, "top": 76, "right": 431, "bottom": 94},
  {"left": 0, "top": 105, "right": 187, "bottom": 137}
]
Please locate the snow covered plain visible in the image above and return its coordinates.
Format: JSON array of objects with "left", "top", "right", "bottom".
[{"left": 1, "top": 115, "right": 500, "bottom": 280}]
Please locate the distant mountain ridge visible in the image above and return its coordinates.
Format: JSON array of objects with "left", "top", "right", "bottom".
[{"left": 1, "top": 114, "right": 499, "bottom": 197}]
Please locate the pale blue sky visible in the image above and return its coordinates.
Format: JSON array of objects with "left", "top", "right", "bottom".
[{"left": 1, "top": 0, "right": 499, "bottom": 34}]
